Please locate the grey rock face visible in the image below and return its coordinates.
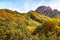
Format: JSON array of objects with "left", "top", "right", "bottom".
[{"left": 36, "top": 6, "right": 60, "bottom": 18}]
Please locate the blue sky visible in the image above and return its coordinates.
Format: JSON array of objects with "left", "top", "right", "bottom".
[{"left": 0, "top": 0, "right": 60, "bottom": 13}]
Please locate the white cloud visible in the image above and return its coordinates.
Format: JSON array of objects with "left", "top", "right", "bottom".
[
  {"left": 0, "top": 2, "right": 22, "bottom": 12},
  {"left": 0, "top": 0, "right": 60, "bottom": 13},
  {"left": 24, "top": 0, "right": 44, "bottom": 12},
  {"left": 46, "top": 0, "right": 60, "bottom": 11},
  {"left": 0, "top": 2, "right": 12, "bottom": 10},
  {"left": 24, "top": 0, "right": 29, "bottom": 12}
]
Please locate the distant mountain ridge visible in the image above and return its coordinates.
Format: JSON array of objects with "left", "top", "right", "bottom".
[{"left": 36, "top": 6, "right": 60, "bottom": 18}]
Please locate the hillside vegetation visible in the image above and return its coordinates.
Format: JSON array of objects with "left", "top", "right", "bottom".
[{"left": 0, "top": 9, "right": 60, "bottom": 40}]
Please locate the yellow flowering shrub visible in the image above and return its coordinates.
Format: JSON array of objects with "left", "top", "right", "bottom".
[{"left": 27, "top": 26, "right": 35, "bottom": 32}]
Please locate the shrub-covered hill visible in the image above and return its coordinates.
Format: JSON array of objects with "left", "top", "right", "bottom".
[{"left": 0, "top": 9, "right": 60, "bottom": 40}]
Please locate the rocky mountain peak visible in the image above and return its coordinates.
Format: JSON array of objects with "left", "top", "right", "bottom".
[{"left": 36, "top": 6, "right": 60, "bottom": 18}]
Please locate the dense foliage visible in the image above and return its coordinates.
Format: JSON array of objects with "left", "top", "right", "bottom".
[{"left": 0, "top": 9, "right": 60, "bottom": 40}]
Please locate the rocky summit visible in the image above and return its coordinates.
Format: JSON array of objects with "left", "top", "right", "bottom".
[{"left": 36, "top": 6, "right": 60, "bottom": 18}]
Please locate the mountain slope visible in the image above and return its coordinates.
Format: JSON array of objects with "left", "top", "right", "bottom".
[{"left": 0, "top": 9, "right": 60, "bottom": 40}]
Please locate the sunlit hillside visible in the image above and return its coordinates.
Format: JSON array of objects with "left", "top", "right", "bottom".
[{"left": 0, "top": 9, "right": 60, "bottom": 40}]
